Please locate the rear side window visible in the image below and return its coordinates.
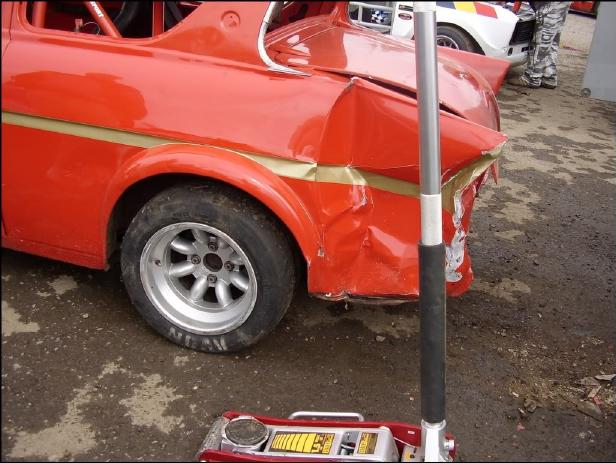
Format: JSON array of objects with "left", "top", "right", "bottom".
[
  {"left": 25, "top": 1, "right": 203, "bottom": 38},
  {"left": 348, "top": 1, "right": 395, "bottom": 33}
]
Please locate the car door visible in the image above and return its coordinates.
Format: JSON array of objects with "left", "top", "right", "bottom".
[{"left": 1, "top": 2, "right": 150, "bottom": 266}]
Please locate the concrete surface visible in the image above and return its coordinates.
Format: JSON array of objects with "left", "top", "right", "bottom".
[{"left": 2, "top": 12, "right": 615, "bottom": 462}]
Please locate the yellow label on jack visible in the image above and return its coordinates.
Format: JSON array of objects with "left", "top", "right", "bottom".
[
  {"left": 358, "top": 432, "right": 378, "bottom": 454},
  {"left": 270, "top": 432, "right": 334, "bottom": 454}
]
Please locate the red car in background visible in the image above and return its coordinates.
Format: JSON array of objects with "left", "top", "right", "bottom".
[
  {"left": 570, "top": 1, "right": 599, "bottom": 16},
  {"left": 2, "top": 1, "right": 509, "bottom": 352}
]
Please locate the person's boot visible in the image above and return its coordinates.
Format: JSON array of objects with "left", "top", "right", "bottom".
[
  {"left": 507, "top": 73, "right": 541, "bottom": 89},
  {"left": 541, "top": 76, "right": 557, "bottom": 89}
]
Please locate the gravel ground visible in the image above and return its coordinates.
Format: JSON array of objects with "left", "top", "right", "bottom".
[{"left": 2, "top": 11, "right": 615, "bottom": 462}]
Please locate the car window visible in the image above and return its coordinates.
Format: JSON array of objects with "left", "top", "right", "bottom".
[
  {"left": 349, "top": 1, "right": 395, "bottom": 33},
  {"left": 24, "top": 1, "right": 204, "bottom": 38}
]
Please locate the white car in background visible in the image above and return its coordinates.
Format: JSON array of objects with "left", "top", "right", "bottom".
[{"left": 349, "top": 1, "right": 535, "bottom": 66}]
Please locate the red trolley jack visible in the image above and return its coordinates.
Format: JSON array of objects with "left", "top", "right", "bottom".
[
  {"left": 197, "top": 2, "right": 455, "bottom": 461},
  {"left": 196, "top": 411, "right": 456, "bottom": 462}
]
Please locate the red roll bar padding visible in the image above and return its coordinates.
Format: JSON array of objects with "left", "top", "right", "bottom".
[
  {"left": 512, "top": 1, "right": 522, "bottom": 13},
  {"left": 152, "top": 1, "right": 164, "bottom": 35},
  {"left": 32, "top": 1, "right": 47, "bottom": 28},
  {"left": 83, "top": 1, "right": 121, "bottom": 38}
]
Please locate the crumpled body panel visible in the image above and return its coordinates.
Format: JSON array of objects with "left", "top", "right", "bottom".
[
  {"left": 284, "top": 167, "right": 493, "bottom": 300},
  {"left": 276, "top": 75, "right": 506, "bottom": 300}
]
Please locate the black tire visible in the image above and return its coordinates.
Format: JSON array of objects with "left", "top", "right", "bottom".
[
  {"left": 120, "top": 183, "right": 296, "bottom": 353},
  {"left": 436, "top": 25, "right": 479, "bottom": 53}
]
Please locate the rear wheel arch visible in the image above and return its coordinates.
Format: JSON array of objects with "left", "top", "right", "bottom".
[{"left": 103, "top": 148, "right": 317, "bottom": 276}]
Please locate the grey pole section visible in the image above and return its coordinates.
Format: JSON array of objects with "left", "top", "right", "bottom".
[{"left": 413, "top": 2, "right": 454, "bottom": 461}]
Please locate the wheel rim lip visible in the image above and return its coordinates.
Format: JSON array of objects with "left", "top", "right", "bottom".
[
  {"left": 436, "top": 35, "right": 460, "bottom": 49},
  {"left": 140, "top": 222, "right": 258, "bottom": 336}
]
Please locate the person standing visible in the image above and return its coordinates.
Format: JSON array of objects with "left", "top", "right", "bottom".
[{"left": 509, "top": 1, "right": 572, "bottom": 89}]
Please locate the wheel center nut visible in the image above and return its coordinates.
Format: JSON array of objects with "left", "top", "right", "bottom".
[{"left": 204, "top": 253, "right": 223, "bottom": 272}]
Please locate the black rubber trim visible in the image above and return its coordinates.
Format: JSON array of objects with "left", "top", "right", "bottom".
[{"left": 419, "top": 242, "right": 446, "bottom": 424}]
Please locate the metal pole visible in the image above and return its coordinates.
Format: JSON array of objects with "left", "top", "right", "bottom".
[{"left": 413, "top": 2, "right": 453, "bottom": 461}]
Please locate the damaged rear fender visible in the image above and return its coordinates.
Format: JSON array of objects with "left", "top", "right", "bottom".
[
  {"left": 317, "top": 75, "right": 507, "bottom": 193},
  {"left": 304, "top": 76, "right": 507, "bottom": 299}
]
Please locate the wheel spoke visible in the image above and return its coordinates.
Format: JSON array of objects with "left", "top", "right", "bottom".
[
  {"left": 229, "top": 251, "right": 243, "bottom": 266},
  {"left": 229, "top": 272, "right": 249, "bottom": 292},
  {"left": 215, "top": 280, "right": 233, "bottom": 307},
  {"left": 170, "top": 237, "right": 196, "bottom": 255},
  {"left": 217, "top": 237, "right": 230, "bottom": 250},
  {"left": 192, "top": 229, "right": 209, "bottom": 244},
  {"left": 168, "top": 261, "right": 198, "bottom": 278},
  {"left": 189, "top": 276, "right": 208, "bottom": 301}
]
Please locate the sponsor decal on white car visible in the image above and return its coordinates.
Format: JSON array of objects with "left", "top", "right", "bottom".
[{"left": 349, "top": 1, "right": 535, "bottom": 65}]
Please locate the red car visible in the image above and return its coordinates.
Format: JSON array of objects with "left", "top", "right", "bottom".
[
  {"left": 1, "top": 1, "right": 508, "bottom": 352},
  {"left": 570, "top": 1, "right": 599, "bottom": 16}
]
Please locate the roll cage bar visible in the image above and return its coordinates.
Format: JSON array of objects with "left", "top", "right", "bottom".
[{"left": 32, "top": 1, "right": 123, "bottom": 37}]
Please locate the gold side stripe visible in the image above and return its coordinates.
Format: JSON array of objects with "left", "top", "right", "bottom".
[
  {"left": 1, "top": 110, "right": 420, "bottom": 197},
  {"left": 2, "top": 111, "right": 172, "bottom": 149},
  {"left": 1, "top": 111, "right": 503, "bottom": 212}
]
